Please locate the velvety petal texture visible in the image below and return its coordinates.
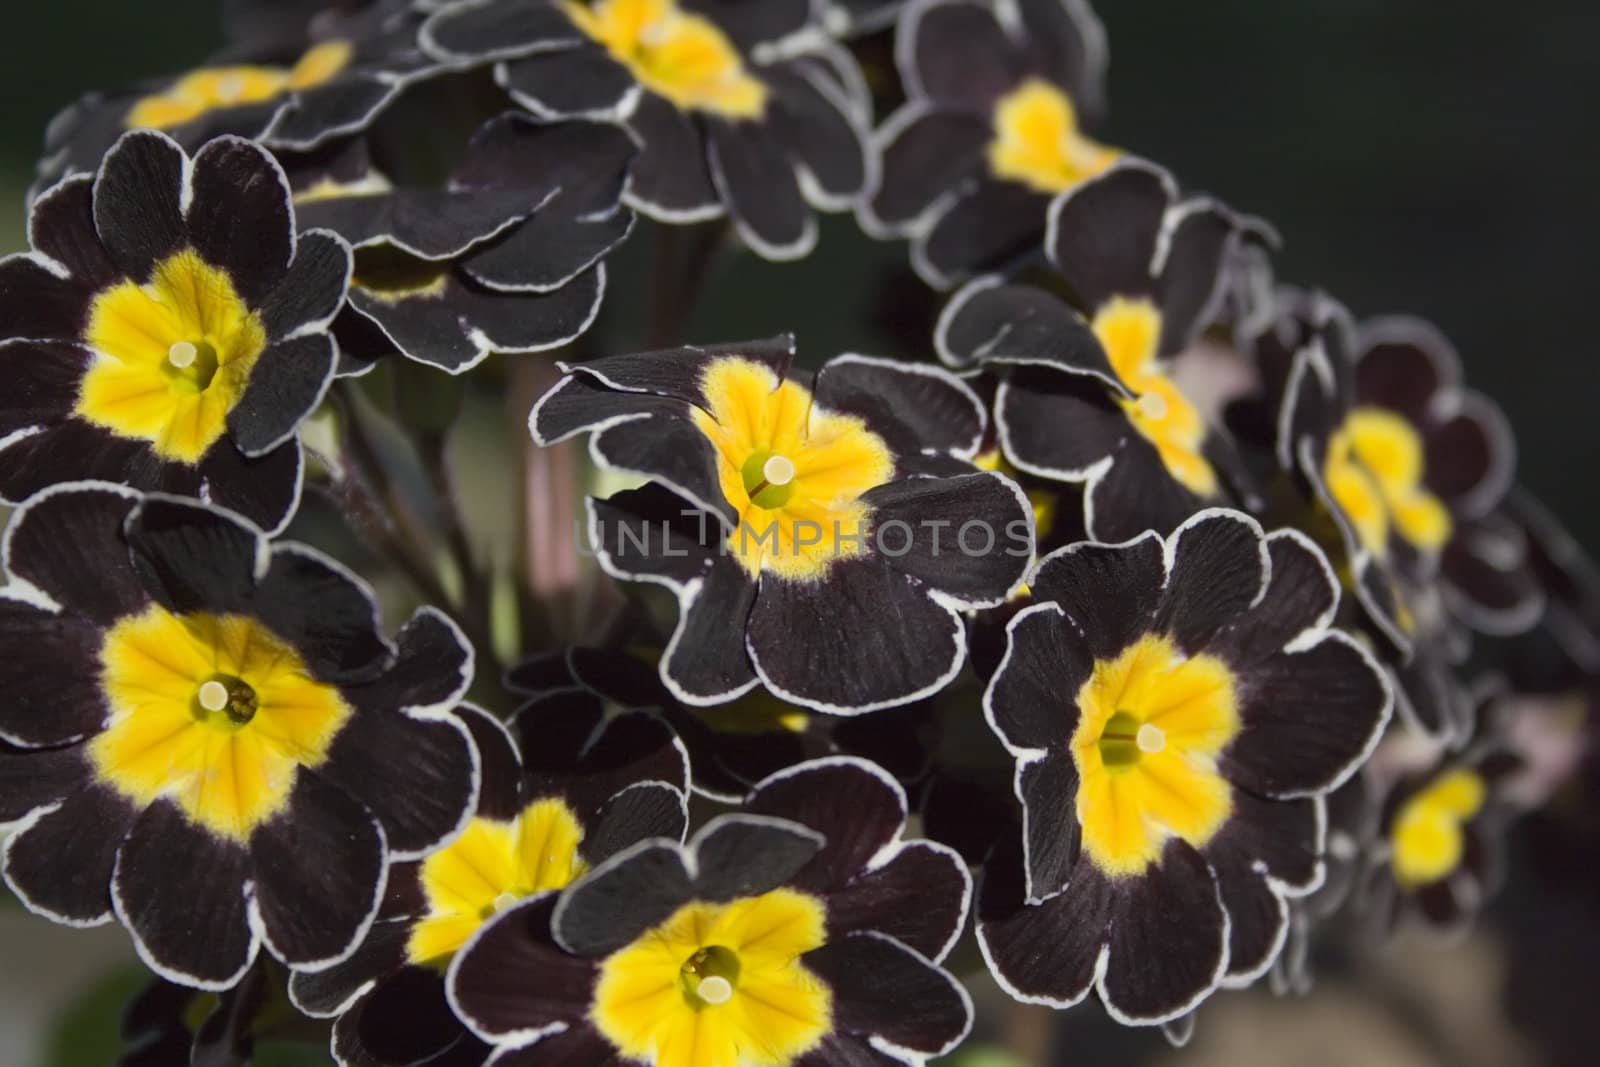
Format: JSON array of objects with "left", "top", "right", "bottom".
[
  {"left": 0, "top": 486, "right": 479, "bottom": 990},
  {"left": 980, "top": 509, "right": 1390, "bottom": 1021},
  {"left": 865, "top": 0, "right": 1115, "bottom": 285},
  {"left": 534, "top": 341, "right": 1032, "bottom": 712},
  {"left": 448, "top": 758, "right": 973, "bottom": 1064},
  {"left": 302, "top": 113, "right": 633, "bottom": 374},
  {"left": 421, "top": 0, "right": 873, "bottom": 261},
  {"left": 3, "top": 130, "right": 349, "bottom": 533}
]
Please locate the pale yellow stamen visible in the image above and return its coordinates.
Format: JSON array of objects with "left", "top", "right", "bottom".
[
  {"left": 696, "top": 976, "right": 734, "bottom": 1005},
  {"left": 167, "top": 341, "right": 198, "bottom": 369},
  {"left": 196, "top": 679, "right": 230, "bottom": 713},
  {"left": 1135, "top": 722, "right": 1166, "bottom": 754},
  {"left": 1136, "top": 390, "right": 1168, "bottom": 421},
  {"left": 491, "top": 892, "right": 519, "bottom": 914},
  {"left": 762, "top": 454, "right": 796, "bottom": 487},
  {"left": 215, "top": 74, "right": 247, "bottom": 103}
]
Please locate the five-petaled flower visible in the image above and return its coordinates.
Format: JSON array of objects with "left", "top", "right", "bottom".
[
  {"left": 530, "top": 335, "right": 1034, "bottom": 712},
  {"left": 1358, "top": 723, "right": 1521, "bottom": 939},
  {"left": 447, "top": 757, "right": 974, "bottom": 1066},
  {"left": 1270, "top": 295, "right": 1519, "bottom": 650},
  {"left": 862, "top": 0, "right": 1117, "bottom": 286},
  {"left": 34, "top": 0, "right": 451, "bottom": 197},
  {"left": 421, "top": 0, "right": 876, "bottom": 260},
  {"left": 0, "top": 484, "right": 479, "bottom": 989},
  {"left": 978, "top": 510, "right": 1391, "bottom": 1023},
  {"left": 937, "top": 160, "right": 1249, "bottom": 542},
  {"left": 0, "top": 130, "right": 350, "bottom": 532},
  {"left": 289, "top": 695, "right": 689, "bottom": 1066}
]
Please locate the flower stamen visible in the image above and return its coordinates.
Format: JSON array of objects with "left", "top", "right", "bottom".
[
  {"left": 695, "top": 975, "right": 733, "bottom": 1005},
  {"left": 1136, "top": 390, "right": 1168, "bottom": 421},
  {"left": 196, "top": 679, "right": 230, "bottom": 713},
  {"left": 167, "top": 341, "right": 198, "bottom": 369},
  {"left": 748, "top": 453, "right": 795, "bottom": 498},
  {"left": 215, "top": 73, "right": 247, "bottom": 104}
]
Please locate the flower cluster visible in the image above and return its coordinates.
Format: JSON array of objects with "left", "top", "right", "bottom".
[{"left": 0, "top": 0, "right": 1593, "bottom": 1064}]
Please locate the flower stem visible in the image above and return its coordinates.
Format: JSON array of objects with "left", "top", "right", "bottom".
[
  {"left": 647, "top": 220, "right": 727, "bottom": 348},
  {"left": 329, "top": 383, "right": 501, "bottom": 675}
]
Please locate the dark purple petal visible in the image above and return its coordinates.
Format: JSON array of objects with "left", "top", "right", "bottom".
[
  {"left": 822, "top": 840, "right": 971, "bottom": 961},
  {"left": 258, "top": 228, "right": 350, "bottom": 340},
  {"left": 746, "top": 554, "right": 965, "bottom": 714},
  {"left": 225, "top": 334, "right": 335, "bottom": 457},
  {"left": 4, "top": 783, "right": 134, "bottom": 924},
  {"left": 803, "top": 932, "right": 971, "bottom": 1056},
  {"left": 814, "top": 355, "right": 985, "bottom": 458},
  {"left": 28, "top": 175, "right": 117, "bottom": 288},
  {"left": 1155, "top": 510, "right": 1268, "bottom": 655},
  {"left": 904, "top": 0, "right": 1022, "bottom": 108},
  {"left": 1045, "top": 160, "right": 1173, "bottom": 310},
  {"left": 185, "top": 137, "right": 294, "bottom": 304},
  {"left": 0, "top": 255, "right": 91, "bottom": 340},
  {"left": 866, "top": 106, "right": 989, "bottom": 233},
  {"left": 1017, "top": 754, "right": 1081, "bottom": 902},
  {"left": 250, "top": 771, "right": 385, "bottom": 969},
  {"left": 1029, "top": 532, "right": 1165, "bottom": 661},
  {"left": 1097, "top": 840, "right": 1227, "bottom": 1023},
  {"left": 319, "top": 703, "right": 476, "bottom": 859},
  {"left": 93, "top": 131, "right": 187, "bottom": 281},
  {"left": 0, "top": 601, "right": 110, "bottom": 746},
  {"left": 0, "top": 340, "right": 92, "bottom": 438},
  {"left": 706, "top": 119, "right": 813, "bottom": 260},
  {"left": 1210, "top": 530, "right": 1338, "bottom": 669},
  {"left": 195, "top": 434, "right": 302, "bottom": 534},
  {"left": 917, "top": 178, "right": 1049, "bottom": 287},
  {"left": 497, "top": 46, "right": 637, "bottom": 119},
  {"left": 623, "top": 93, "right": 719, "bottom": 221},
  {"left": 1221, "top": 633, "right": 1390, "bottom": 798},
  {"left": 984, "top": 602, "right": 1088, "bottom": 751},
  {"left": 744, "top": 757, "right": 905, "bottom": 894},
  {"left": 861, "top": 472, "right": 1031, "bottom": 607},
  {"left": 113, "top": 800, "right": 258, "bottom": 987},
  {"left": 448, "top": 895, "right": 597, "bottom": 1044}
]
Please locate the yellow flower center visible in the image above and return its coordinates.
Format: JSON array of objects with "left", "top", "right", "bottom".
[
  {"left": 1069, "top": 634, "right": 1239, "bottom": 877},
  {"left": 987, "top": 79, "right": 1120, "bottom": 195},
  {"left": 1091, "top": 297, "right": 1217, "bottom": 497},
  {"left": 1323, "top": 407, "right": 1452, "bottom": 560},
  {"left": 124, "top": 41, "right": 354, "bottom": 130},
  {"left": 1391, "top": 769, "right": 1485, "bottom": 889},
  {"left": 407, "top": 798, "right": 588, "bottom": 965},
  {"left": 89, "top": 607, "right": 352, "bottom": 842},
  {"left": 591, "top": 889, "right": 831, "bottom": 1067},
  {"left": 690, "top": 358, "right": 893, "bottom": 582},
  {"left": 76, "top": 250, "right": 267, "bottom": 464},
  {"left": 560, "top": 0, "right": 766, "bottom": 118}
]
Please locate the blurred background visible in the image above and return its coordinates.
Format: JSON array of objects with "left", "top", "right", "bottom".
[{"left": 1, "top": 1, "right": 1597, "bottom": 1064}]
